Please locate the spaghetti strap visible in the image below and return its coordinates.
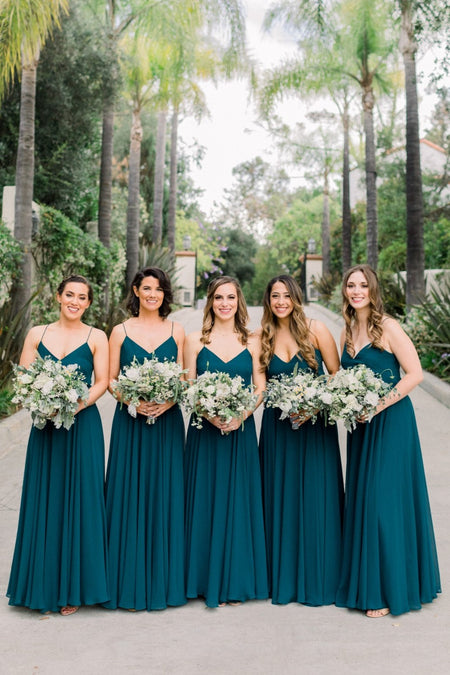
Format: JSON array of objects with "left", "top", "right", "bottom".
[
  {"left": 40, "top": 325, "right": 49, "bottom": 341},
  {"left": 171, "top": 321, "right": 174, "bottom": 337},
  {"left": 86, "top": 326, "right": 94, "bottom": 342},
  {"left": 123, "top": 323, "right": 128, "bottom": 336}
]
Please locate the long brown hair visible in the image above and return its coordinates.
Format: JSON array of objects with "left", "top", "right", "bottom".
[
  {"left": 260, "top": 275, "right": 318, "bottom": 371},
  {"left": 201, "top": 276, "right": 249, "bottom": 345},
  {"left": 342, "top": 264, "right": 385, "bottom": 356}
]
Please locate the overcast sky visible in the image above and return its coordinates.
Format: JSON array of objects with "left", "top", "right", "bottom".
[{"left": 179, "top": 0, "right": 446, "bottom": 215}]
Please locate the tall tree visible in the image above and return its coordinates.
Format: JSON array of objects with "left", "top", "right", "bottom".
[
  {"left": 262, "top": 0, "right": 394, "bottom": 269},
  {"left": 0, "top": 0, "right": 68, "bottom": 318},
  {"left": 397, "top": 0, "right": 449, "bottom": 304}
]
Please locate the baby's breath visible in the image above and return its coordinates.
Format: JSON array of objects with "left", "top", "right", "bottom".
[
  {"left": 326, "top": 364, "right": 396, "bottom": 431},
  {"left": 12, "top": 355, "right": 89, "bottom": 430},
  {"left": 182, "top": 371, "right": 257, "bottom": 434},
  {"left": 264, "top": 368, "right": 329, "bottom": 427},
  {"left": 112, "top": 356, "right": 187, "bottom": 424}
]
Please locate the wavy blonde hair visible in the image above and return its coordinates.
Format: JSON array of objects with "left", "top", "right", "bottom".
[
  {"left": 201, "top": 276, "right": 249, "bottom": 345},
  {"left": 260, "top": 275, "right": 318, "bottom": 372},
  {"left": 342, "top": 264, "right": 385, "bottom": 356}
]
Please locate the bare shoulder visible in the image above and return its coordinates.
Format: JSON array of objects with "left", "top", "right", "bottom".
[
  {"left": 185, "top": 330, "right": 202, "bottom": 346},
  {"left": 381, "top": 315, "right": 415, "bottom": 352},
  {"left": 171, "top": 320, "right": 185, "bottom": 340},
  {"left": 109, "top": 322, "right": 127, "bottom": 344},
  {"left": 89, "top": 326, "right": 108, "bottom": 346},
  {"left": 247, "top": 331, "right": 262, "bottom": 355},
  {"left": 382, "top": 316, "right": 406, "bottom": 339}
]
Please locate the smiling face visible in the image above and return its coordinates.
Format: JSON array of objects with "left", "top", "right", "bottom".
[
  {"left": 270, "top": 281, "right": 294, "bottom": 320},
  {"left": 57, "top": 282, "right": 91, "bottom": 320},
  {"left": 133, "top": 276, "right": 164, "bottom": 313},
  {"left": 345, "top": 270, "right": 371, "bottom": 310},
  {"left": 212, "top": 282, "right": 238, "bottom": 321}
]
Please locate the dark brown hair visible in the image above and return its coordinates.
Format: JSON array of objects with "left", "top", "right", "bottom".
[
  {"left": 57, "top": 275, "right": 93, "bottom": 304},
  {"left": 126, "top": 267, "right": 173, "bottom": 318}
]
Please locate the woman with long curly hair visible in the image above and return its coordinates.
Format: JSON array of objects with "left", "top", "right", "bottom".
[
  {"left": 258, "top": 274, "right": 344, "bottom": 606},
  {"left": 184, "top": 276, "right": 268, "bottom": 607},
  {"left": 104, "top": 267, "right": 186, "bottom": 611},
  {"left": 336, "top": 264, "right": 440, "bottom": 617}
]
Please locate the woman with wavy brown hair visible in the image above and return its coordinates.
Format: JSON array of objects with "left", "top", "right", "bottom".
[
  {"left": 336, "top": 264, "right": 440, "bottom": 617},
  {"left": 104, "top": 267, "right": 186, "bottom": 611},
  {"left": 184, "top": 276, "right": 268, "bottom": 607},
  {"left": 258, "top": 274, "right": 344, "bottom": 606}
]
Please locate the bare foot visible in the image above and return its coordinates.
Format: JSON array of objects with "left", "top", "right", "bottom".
[
  {"left": 228, "top": 601, "right": 242, "bottom": 606},
  {"left": 366, "top": 608, "right": 389, "bottom": 618},
  {"left": 60, "top": 605, "right": 79, "bottom": 616}
]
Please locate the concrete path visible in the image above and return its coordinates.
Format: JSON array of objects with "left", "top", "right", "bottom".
[{"left": 0, "top": 305, "right": 449, "bottom": 675}]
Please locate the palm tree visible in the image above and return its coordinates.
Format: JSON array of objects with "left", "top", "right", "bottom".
[{"left": 0, "top": 0, "right": 68, "bottom": 319}]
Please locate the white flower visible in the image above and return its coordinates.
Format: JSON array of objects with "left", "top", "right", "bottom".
[{"left": 66, "top": 389, "right": 79, "bottom": 403}]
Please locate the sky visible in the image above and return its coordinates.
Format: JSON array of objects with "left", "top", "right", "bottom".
[{"left": 179, "top": 0, "right": 446, "bottom": 215}]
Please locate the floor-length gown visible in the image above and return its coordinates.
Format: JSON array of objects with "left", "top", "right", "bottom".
[
  {"left": 184, "top": 347, "right": 268, "bottom": 607},
  {"left": 7, "top": 340, "right": 109, "bottom": 613},
  {"left": 104, "top": 330, "right": 186, "bottom": 610},
  {"left": 336, "top": 344, "right": 441, "bottom": 615},
  {"left": 259, "top": 351, "right": 344, "bottom": 605}
]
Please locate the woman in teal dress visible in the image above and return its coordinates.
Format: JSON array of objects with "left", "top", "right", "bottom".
[
  {"left": 336, "top": 264, "right": 441, "bottom": 617},
  {"left": 104, "top": 267, "right": 186, "bottom": 611},
  {"left": 184, "top": 276, "right": 268, "bottom": 607},
  {"left": 7, "top": 275, "right": 110, "bottom": 615},
  {"left": 258, "top": 275, "right": 344, "bottom": 605}
]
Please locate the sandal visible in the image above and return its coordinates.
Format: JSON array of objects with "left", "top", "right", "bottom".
[
  {"left": 366, "top": 608, "right": 389, "bottom": 618},
  {"left": 60, "top": 605, "right": 79, "bottom": 616}
]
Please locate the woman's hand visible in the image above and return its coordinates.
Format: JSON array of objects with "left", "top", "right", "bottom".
[
  {"left": 208, "top": 415, "right": 243, "bottom": 433},
  {"left": 289, "top": 411, "right": 311, "bottom": 429},
  {"left": 136, "top": 400, "right": 174, "bottom": 419}
]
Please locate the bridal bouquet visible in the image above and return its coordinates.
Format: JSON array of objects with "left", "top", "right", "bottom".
[
  {"left": 12, "top": 355, "right": 89, "bottom": 430},
  {"left": 112, "top": 356, "right": 187, "bottom": 423},
  {"left": 182, "top": 370, "right": 257, "bottom": 434},
  {"left": 263, "top": 368, "right": 331, "bottom": 427},
  {"left": 325, "top": 364, "right": 395, "bottom": 431}
]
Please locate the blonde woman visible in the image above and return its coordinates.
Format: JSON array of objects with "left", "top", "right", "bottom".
[
  {"left": 184, "top": 276, "right": 268, "bottom": 607},
  {"left": 259, "top": 274, "right": 343, "bottom": 606},
  {"left": 336, "top": 264, "right": 440, "bottom": 617}
]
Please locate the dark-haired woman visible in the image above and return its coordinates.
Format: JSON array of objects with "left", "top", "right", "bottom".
[
  {"left": 336, "top": 264, "right": 440, "bottom": 617},
  {"left": 258, "top": 275, "right": 344, "bottom": 606},
  {"left": 104, "top": 267, "right": 186, "bottom": 611},
  {"left": 184, "top": 276, "right": 268, "bottom": 608},
  {"left": 7, "top": 276, "right": 109, "bottom": 615}
]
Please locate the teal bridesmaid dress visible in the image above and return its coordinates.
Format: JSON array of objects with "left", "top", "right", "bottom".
[
  {"left": 184, "top": 347, "right": 268, "bottom": 607},
  {"left": 7, "top": 340, "right": 109, "bottom": 613},
  {"left": 104, "top": 329, "right": 186, "bottom": 610},
  {"left": 259, "top": 350, "right": 344, "bottom": 605},
  {"left": 336, "top": 344, "right": 441, "bottom": 615}
]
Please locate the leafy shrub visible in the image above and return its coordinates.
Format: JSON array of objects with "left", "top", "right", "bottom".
[
  {"left": 403, "top": 278, "right": 450, "bottom": 382},
  {"left": 32, "top": 206, "right": 111, "bottom": 326}
]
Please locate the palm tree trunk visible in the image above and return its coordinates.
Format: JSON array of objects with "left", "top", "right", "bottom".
[
  {"left": 400, "top": 1, "right": 425, "bottom": 306},
  {"left": 342, "top": 100, "right": 352, "bottom": 271},
  {"left": 167, "top": 107, "right": 179, "bottom": 254},
  {"left": 13, "top": 53, "right": 39, "bottom": 322},
  {"left": 362, "top": 85, "right": 378, "bottom": 269},
  {"left": 126, "top": 108, "right": 143, "bottom": 289},
  {"left": 152, "top": 109, "right": 167, "bottom": 246},
  {"left": 322, "top": 165, "right": 331, "bottom": 276},
  {"left": 98, "top": 101, "right": 114, "bottom": 248}
]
